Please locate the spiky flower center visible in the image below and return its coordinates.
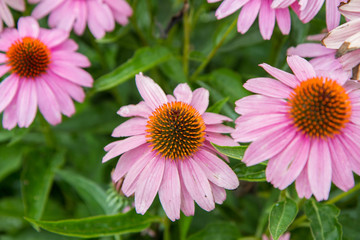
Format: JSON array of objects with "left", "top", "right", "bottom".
[
  {"left": 289, "top": 77, "right": 351, "bottom": 138},
  {"left": 6, "top": 37, "right": 51, "bottom": 78},
  {"left": 146, "top": 101, "right": 206, "bottom": 160}
]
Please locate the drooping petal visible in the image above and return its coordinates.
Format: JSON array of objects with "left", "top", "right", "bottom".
[
  {"left": 275, "top": 7, "right": 291, "bottom": 35},
  {"left": 117, "top": 101, "right": 152, "bottom": 118},
  {"left": 0, "top": 74, "right": 19, "bottom": 113},
  {"left": 179, "top": 172, "right": 195, "bottom": 216},
  {"left": 237, "top": 0, "right": 261, "bottom": 34},
  {"left": 258, "top": 0, "right": 275, "bottom": 40},
  {"left": 295, "top": 163, "right": 312, "bottom": 199},
  {"left": 202, "top": 112, "right": 232, "bottom": 125},
  {"left": 210, "top": 182, "right": 226, "bottom": 204},
  {"left": 17, "top": 79, "right": 37, "bottom": 128},
  {"left": 244, "top": 77, "right": 292, "bottom": 98},
  {"left": 215, "top": 0, "right": 249, "bottom": 19},
  {"left": 235, "top": 95, "right": 289, "bottom": 115},
  {"left": 206, "top": 132, "right": 239, "bottom": 146},
  {"left": 111, "top": 118, "right": 148, "bottom": 137}
]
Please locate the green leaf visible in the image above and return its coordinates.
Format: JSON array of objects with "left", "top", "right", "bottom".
[
  {"left": 211, "top": 144, "right": 247, "bottom": 160},
  {"left": 0, "top": 197, "right": 26, "bottom": 233},
  {"left": 159, "top": 57, "right": 187, "bottom": 84},
  {"left": 0, "top": 145, "right": 22, "bottom": 182},
  {"left": 207, "top": 97, "right": 229, "bottom": 113},
  {"left": 56, "top": 169, "right": 113, "bottom": 215},
  {"left": 233, "top": 162, "right": 266, "bottom": 182},
  {"left": 21, "top": 150, "right": 65, "bottom": 220},
  {"left": 188, "top": 221, "right": 241, "bottom": 240},
  {"left": 304, "top": 199, "right": 342, "bottom": 240},
  {"left": 25, "top": 210, "right": 161, "bottom": 238},
  {"left": 269, "top": 198, "right": 298, "bottom": 240},
  {"left": 94, "top": 46, "right": 173, "bottom": 92}
]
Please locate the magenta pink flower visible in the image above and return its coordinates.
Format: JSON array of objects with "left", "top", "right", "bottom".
[
  {"left": 262, "top": 232, "right": 290, "bottom": 240},
  {"left": 232, "top": 55, "right": 360, "bottom": 201},
  {"left": 29, "top": 0, "right": 133, "bottom": 39},
  {"left": 103, "top": 73, "right": 239, "bottom": 221},
  {"left": 0, "top": 0, "right": 25, "bottom": 32},
  {"left": 208, "top": 0, "right": 292, "bottom": 40},
  {"left": 0, "top": 17, "right": 92, "bottom": 129}
]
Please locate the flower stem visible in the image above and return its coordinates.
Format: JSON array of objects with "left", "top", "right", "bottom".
[
  {"left": 189, "top": 17, "right": 237, "bottom": 82},
  {"left": 326, "top": 182, "right": 360, "bottom": 205},
  {"left": 183, "top": 0, "right": 191, "bottom": 78},
  {"left": 163, "top": 217, "right": 171, "bottom": 240}
]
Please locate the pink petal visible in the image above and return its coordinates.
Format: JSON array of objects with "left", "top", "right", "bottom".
[
  {"left": 266, "top": 133, "right": 310, "bottom": 189},
  {"left": 0, "top": 28, "right": 20, "bottom": 51},
  {"left": 51, "top": 51, "right": 91, "bottom": 68},
  {"left": 4, "top": 0, "right": 25, "bottom": 11},
  {"left": 135, "top": 156, "right": 165, "bottom": 214},
  {"left": 102, "top": 135, "right": 147, "bottom": 162},
  {"left": 215, "top": 0, "right": 250, "bottom": 19},
  {"left": 206, "top": 132, "right": 238, "bottom": 146},
  {"left": 237, "top": 0, "right": 261, "bottom": 34},
  {"left": 36, "top": 77, "right": 61, "bottom": 125},
  {"left": 307, "top": 139, "right": 332, "bottom": 201},
  {"left": 18, "top": 17, "right": 40, "bottom": 38},
  {"left": 287, "top": 43, "right": 335, "bottom": 58},
  {"left": 173, "top": 83, "right": 192, "bottom": 104},
  {"left": 259, "top": 63, "right": 299, "bottom": 88},
  {"left": 180, "top": 158, "right": 215, "bottom": 211},
  {"left": 272, "top": 0, "right": 296, "bottom": 8},
  {"left": 0, "top": 74, "right": 19, "bottom": 112},
  {"left": 194, "top": 149, "right": 239, "bottom": 189},
  {"left": 286, "top": 55, "right": 316, "bottom": 82},
  {"left": 50, "top": 62, "right": 93, "bottom": 87},
  {"left": 235, "top": 95, "right": 289, "bottom": 115},
  {"left": 322, "top": 18, "right": 360, "bottom": 49},
  {"left": 17, "top": 79, "right": 37, "bottom": 128},
  {"left": 206, "top": 124, "right": 234, "bottom": 133},
  {"left": 202, "top": 112, "right": 232, "bottom": 125},
  {"left": 0, "top": 53, "right": 8, "bottom": 64},
  {"left": 299, "top": 0, "right": 324, "bottom": 23},
  {"left": 112, "top": 144, "right": 150, "bottom": 182},
  {"left": 159, "top": 160, "right": 181, "bottom": 221},
  {"left": 104, "top": 0, "right": 133, "bottom": 16},
  {"left": 210, "top": 182, "right": 226, "bottom": 204},
  {"left": 0, "top": 1, "right": 14, "bottom": 27},
  {"left": 2, "top": 92, "right": 17, "bottom": 130},
  {"left": 275, "top": 7, "right": 291, "bottom": 35},
  {"left": 326, "top": 0, "right": 341, "bottom": 31},
  {"left": 52, "top": 39, "right": 78, "bottom": 52},
  {"left": 122, "top": 152, "right": 154, "bottom": 197},
  {"left": 295, "top": 163, "right": 312, "bottom": 199},
  {"left": 242, "top": 125, "right": 296, "bottom": 166},
  {"left": 39, "top": 29, "right": 69, "bottom": 48},
  {"left": 244, "top": 77, "right": 292, "bottom": 98},
  {"left": 31, "top": 0, "right": 63, "bottom": 19},
  {"left": 135, "top": 73, "right": 167, "bottom": 111},
  {"left": 111, "top": 118, "right": 148, "bottom": 137},
  {"left": 179, "top": 173, "right": 194, "bottom": 216},
  {"left": 190, "top": 88, "right": 209, "bottom": 115},
  {"left": 259, "top": 0, "right": 276, "bottom": 40},
  {"left": 73, "top": 1, "right": 87, "bottom": 35},
  {"left": 89, "top": 1, "right": 114, "bottom": 31},
  {"left": 328, "top": 137, "right": 354, "bottom": 191},
  {"left": 49, "top": 1, "right": 75, "bottom": 31},
  {"left": 117, "top": 101, "right": 152, "bottom": 118}
]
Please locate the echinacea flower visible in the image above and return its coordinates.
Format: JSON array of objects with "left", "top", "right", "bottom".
[
  {"left": 103, "top": 73, "right": 239, "bottom": 221},
  {"left": 232, "top": 55, "right": 360, "bottom": 201},
  {"left": 208, "top": 0, "right": 292, "bottom": 40},
  {"left": 0, "top": 0, "right": 25, "bottom": 32},
  {"left": 29, "top": 0, "right": 133, "bottom": 39},
  {"left": 0, "top": 17, "right": 93, "bottom": 129},
  {"left": 262, "top": 232, "right": 290, "bottom": 240}
]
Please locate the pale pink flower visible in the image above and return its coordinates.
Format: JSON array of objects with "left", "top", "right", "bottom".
[
  {"left": 262, "top": 232, "right": 290, "bottom": 240},
  {"left": 232, "top": 55, "right": 360, "bottom": 201},
  {"left": 292, "top": 0, "right": 346, "bottom": 31},
  {"left": 103, "top": 73, "right": 239, "bottom": 221},
  {"left": 29, "top": 0, "right": 133, "bottom": 39},
  {"left": 208, "top": 0, "right": 292, "bottom": 40},
  {"left": 0, "top": 0, "right": 25, "bottom": 32},
  {"left": 0, "top": 17, "right": 93, "bottom": 129},
  {"left": 287, "top": 38, "right": 351, "bottom": 81}
]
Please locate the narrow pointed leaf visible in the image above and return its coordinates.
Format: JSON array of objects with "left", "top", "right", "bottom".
[
  {"left": 269, "top": 198, "right": 298, "bottom": 240},
  {"left": 233, "top": 162, "right": 266, "bottom": 182},
  {"left": 25, "top": 211, "right": 161, "bottom": 238},
  {"left": 211, "top": 144, "right": 247, "bottom": 160},
  {"left": 304, "top": 199, "right": 342, "bottom": 240}
]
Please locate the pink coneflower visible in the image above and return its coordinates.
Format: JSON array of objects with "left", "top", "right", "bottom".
[
  {"left": 29, "top": 0, "right": 133, "bottom": 39},
  {"left": 0, "top": 0, "right": 25, "bottom": 32},
  {"left": 208, "top": 0, "right": 292, "bottom": 40},
  {"left": 0, "top": 17, "right": 92, "bottom": 129},
  {"left": 262, "top": 232, "right": 290, "bottom": 240},
  {"left": 103, "top": 73, "right": 239, "bottom": 221},
  {"left": 232, "top": 55, "right": 360, "bottom": 201},
  {"left": 292, "top": 0, "right": 345, "bottom": 31}
]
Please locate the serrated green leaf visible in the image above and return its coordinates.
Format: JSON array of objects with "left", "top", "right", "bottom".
[
  {"left": 0, "top": 145, "right": 22, "bottom": 182},
  {"left": 21, "top": 150, "right": 65, "bottom": 220},
  {"left": 56, "top": 169, "right": 113, "bottom": 215},
  {"left": 269, "top": 198, "right": 298, "bottom": 240},
  {"left": 25, "top": 210, "right": 161, "bottom": 238},
  {"left": 94, "top": 46, "right": 172, "bottom": 92},
  {"left": 211, "top": 143, "right": 247, "bottom": 160},
  {"left": 207, "top": 97, "right": 229, "bottom": 113},
  {"left": 233, "top": 162, "right": 266, "bottom": 182},
  {"left": 304, "top": 199, "right": 342, "bottom": 240}
]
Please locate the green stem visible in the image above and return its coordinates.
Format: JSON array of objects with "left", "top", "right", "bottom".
[
  {"left": 189, "top": 17, "right": 237, "bottom": 82},
  {"left": 163, "top": 217, "right": 171, "bottom": 240},
  {"left": 183, "top": 1, "right": 190, "bottom": 78},
  {"left": 131, "top": 0, "right": 148, "bottom": 46},
  {"left": 40, "top": 116, "right": 55, "bottom": 148}
]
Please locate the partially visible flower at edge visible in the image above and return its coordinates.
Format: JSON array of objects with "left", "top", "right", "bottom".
[
  {"left": 262, "top": 232, "right": 291, "bottom": 240},
  {"left": 208, "top": 0, "right": 292, "bottom": 40},
  {"left": 103, "top": 73, "right": 239, "bottom": 221},
  {"left": 29, "top": 0, "right": 133, "bottom": 39},
  {"left": 232, "top": 55, "right": 360, "bottom": 201},
  {"left": 0, "top": 0, "right": 25, "bottom": 32},
  {"left": 0, "top": 16, "right": 93, "bottom": 129}
]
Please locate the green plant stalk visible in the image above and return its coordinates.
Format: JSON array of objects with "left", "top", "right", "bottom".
[
  {"left": 190, "top": 17, "right": 237, "bottom": 81},
  {"left": 183, "top": 2, "right": 191, "bottom": 78},
  {"left": 289, "top": 182, "right": 360, "bottom": 230},
  {"left": 163, "top": 217, "right": 171, "bottom": 240}
]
